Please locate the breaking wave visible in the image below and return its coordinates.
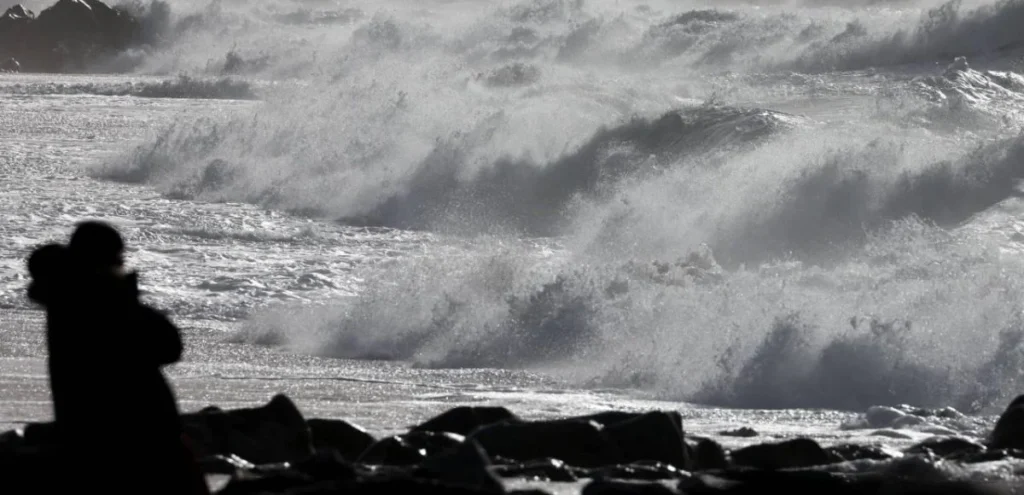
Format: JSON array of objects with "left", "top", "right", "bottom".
[
  {"left": 90, "top": 0, "right": 1024, "bottom": 413},
  {"left": 102, "top": 0, "right": 1024, "bottom": 77},
  {"left": 233, "top": 213, "right": 1024, "bottom": 414},
  {"left": 98, "top": 103, "right": 800, "bottom": 237}
]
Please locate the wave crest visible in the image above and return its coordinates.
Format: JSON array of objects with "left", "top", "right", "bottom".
[{"left": 232, "top": 216, "right": 1024, "bottom": 413}]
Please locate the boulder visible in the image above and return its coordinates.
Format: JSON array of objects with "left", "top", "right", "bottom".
[
  {"left": 357, "top": 431, "right": 464, "bottom": 466},
  {"left": 492, "top": 458, "right": 580, "bottom": 482},
  {"left": 989, "top": 395, "right": 1024, "bottom": 449},
  {"left": 0, "top": 5, "right": 34, "bottom": 34},
  {"left": 602, "top": 411, "right": 690, "bottom": 470},
  {"left": 729, "top": 438, "right": 832, "bottom": 470},
  {"left": 0, "top": 0, "right": 142, "bottom": 72},
  {"left": 718, "top": 427, "right": 757, "bottom": 438},
  {"left": 1, "top": 57, "right": 20, "bottom": 72},
  {"left": 905, "top": 436, "right": 985, "bottom": 458},
  {"left": 197, "top": 453, "right": 256, "bottom": 475},
  {"left": 563, "top": 411, "right": 647, "bottom": 427},
  {"left": 589, "top": 461, "right": 685, "bottom": 481},
  {"left": 416, "top": 439, "right": 504, "bottom": 493},
  {"left": 468, "top": 419, "right": 621, "bottom": 467},
  {"left": 825, "top": 444, "right": 899, "bottom": 462},
  {"left": 679, "top": 470, "right": 1013, "bottom": 495},
  {"left": 210, "top": 449, "right": 360, "bottom": 494},
  {"left": 691, "top": 438, "right": 729, "bottom": 471},
  {"left": 32, "top": 0, "right": 132, "bottom": 42},
  {"left": 466, "top": 411, "right": 690, "bottom": 469},
  {"left": 182, "top": 394, "right": 314, "bottom": 465},
  {"left": 953, "top": 448, "right": 1024, "bottom": 464},
  {"left": 412, "top": 406, "right": 519, "bottom": 435},
  {"left": 307, "top": 418, "right": 375, "bottom": 461},
  {"left": 290, "top": 448, "right": 359, "bottom": 481},
  {"left": 0, "top": 4, "right": 32, "bottom": 64}
]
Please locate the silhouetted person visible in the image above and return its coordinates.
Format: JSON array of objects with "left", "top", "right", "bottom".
[{"left": 27, "top": 221, "right": 208, "bottom": 494}]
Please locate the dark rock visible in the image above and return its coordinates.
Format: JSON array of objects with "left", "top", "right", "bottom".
[
  {"left": 989, "top": 395, "right": 1024, "bottom": 449},
  {"left": 469, "top": 419, "right": 621, "bottom": 467},
  {"left": 214, "top": 450, "right": 359, "bottom": 494},
  {"left": 307, "top": 418, "right": 375, "bottom": 461},
  {"left": 357, "top": 431, "right": 464, "bottom": 466},
  {"left": 935, "top": 407, "right": 965, "bottom": 419},
  {"left": 417, "top": 439, "right": 504, "bottom": 493},
  {"left": 679, "top": 470, "right": 1013, "bottom": 495},
  {"left": 357, "top": 436, "right": 427, "bottom": 465},
  {"left": 412, "top": 406, "right": 519, "bottom": 435},
  {"left": 565, "top": 411, "right": 646, "bottom": 427},
  {"left": 893, "top": 405, "right": 966, "bottom": 419},
  {"left": 182, "top": 394, "right": 314, "bottom": 465},
  {"left": 729, "top": 438, "right": 832, "bottom": 470},
  {"left": 1, "top": 57, "right": 20, "bottom": 72},
  {"left": 290, "top": 448, "right": 359, "bottom": 481},
  {"left": 0, "top": 5, "right": 33, "bottom": 63},
  {"left": 825, "top": 443, "right": 897, "bottom": 462},
  {"left": 691, "top": 438, "right": 729, "bottom": 471},
  {"left": 0, "top": 0, "right": 144, "bottom": 72},
  {"left": 0, "top": 5, "right": 34, "bottom": 36},
  {"left": 492, "top": 458, "right": 580, "bottom": 482},
  {"left": 905, "top": 436, "right": 986, "bottom": 458},
  {"left": 603, "top": 411, "right": 690, "bottom": 470},
  {"left": 955, "top": 448, "right": 1024, "bottom": 464},
  {"left": 718, "top": 427, "right": 757, "bottom": 438},
  {"left": 583, "top": 479, "right": 680, "bottom": 495},
  {"left": 197, "top": 453, "right": 255, "bottom": 474},
  {"left": 0, "top": 4, "right": 34, "bottom": 22},
  {"left": 589, "top": 461, "right": 685, "bottom": 481}
]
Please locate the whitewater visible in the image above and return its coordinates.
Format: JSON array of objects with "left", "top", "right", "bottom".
[{"left": 5, "top": 0, "right": 1024, "bottom": 483}]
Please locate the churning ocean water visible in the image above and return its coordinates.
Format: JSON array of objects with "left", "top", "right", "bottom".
[{"left": 5, "top": 0, "right": 1024, "bottom": 464}]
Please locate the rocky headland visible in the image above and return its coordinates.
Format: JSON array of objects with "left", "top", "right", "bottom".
[{"left": 0, "top": 0, "right": 166, "bottom": 73}]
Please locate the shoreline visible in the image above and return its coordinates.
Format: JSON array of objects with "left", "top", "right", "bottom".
[{"left": 3, "top": 391, "right": 1022, "bottom": 494}]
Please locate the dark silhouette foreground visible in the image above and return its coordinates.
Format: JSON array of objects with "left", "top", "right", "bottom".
[{"left": 27, "top": 221, "right": 207, "bottom": 493}]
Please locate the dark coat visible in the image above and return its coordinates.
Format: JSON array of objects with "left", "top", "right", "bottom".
[{"left": 28, "top": 247, "right": 199, "bottom": 490}]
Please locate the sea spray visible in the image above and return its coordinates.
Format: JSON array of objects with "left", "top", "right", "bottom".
[{"left": 88, "top": 0, "right": 1024, "bottom": 413}]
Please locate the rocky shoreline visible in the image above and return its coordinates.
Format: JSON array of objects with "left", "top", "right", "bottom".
[{"left": 3, "top": 394, "right": 1024, "bottom": 494}]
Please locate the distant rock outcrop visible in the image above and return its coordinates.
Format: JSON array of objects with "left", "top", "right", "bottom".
[{"left": 0, "top": 0, "right": 143, "bottom": 72}]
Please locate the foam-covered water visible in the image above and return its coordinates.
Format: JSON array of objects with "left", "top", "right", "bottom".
[{"left": 5, "top": 0, "right": 1024, "bottom": 463}]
